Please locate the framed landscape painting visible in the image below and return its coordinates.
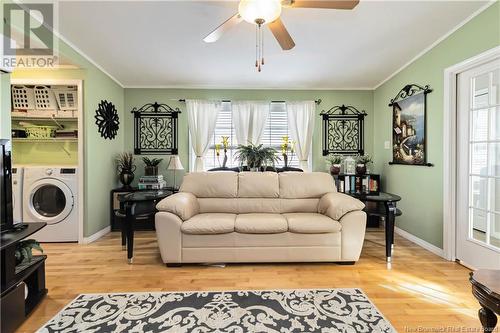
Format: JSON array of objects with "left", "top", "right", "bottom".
[{"left": 389, "top": 84, "right": 433, "bottom": 166}]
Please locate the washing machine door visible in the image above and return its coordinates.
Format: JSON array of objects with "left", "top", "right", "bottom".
[{"left": 27, "top": 179, "right": 74, "bottom": 225}]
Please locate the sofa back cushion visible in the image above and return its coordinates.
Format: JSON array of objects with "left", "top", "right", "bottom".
[
  {"left": 279, "top": 172, "right": 336, "bottom": 199},
  {"left": 238, "top": 172, "right": 279, "bottom": 198},
  {"left": 180, "top": 172, "right": 238, "bottom": 198},
  {"left": 180, "top": 171, "right": 335, "bottom": 213}
]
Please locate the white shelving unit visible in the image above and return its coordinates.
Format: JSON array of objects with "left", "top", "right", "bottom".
[{"left": 11, "top": 79, "right": 84, "bottom": 244}]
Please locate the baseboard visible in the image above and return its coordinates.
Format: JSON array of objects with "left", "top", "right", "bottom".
[
  {"left": 394, "top": 227, "right": 445, "bottom": 259},
  {"left": 83, "top": 226, "right": 111, "bottom": 244}
]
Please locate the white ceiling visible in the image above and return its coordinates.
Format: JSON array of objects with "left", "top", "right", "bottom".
[{"left": 57, "top": 0, "right": 490, "bottom": 89}]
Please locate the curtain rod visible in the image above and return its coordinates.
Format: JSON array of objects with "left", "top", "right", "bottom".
[{"left": 176, "top": 99, "right": 322, "bottom": 105}]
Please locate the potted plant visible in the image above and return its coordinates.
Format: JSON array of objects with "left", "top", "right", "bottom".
[
  {"left": 15, "top": 239, "right": 43, "bottom": 265},
  {"left": 280, "top": 136, "right": 297, "bottom": 169},
  {"left": 142, "top": 157, "right": 162, "bottom": 176},
  {"left": 326, "top": 154, "right": 344, "bottom": 175},
  {"left": 235, "top": 143, "right": 280, "bottom": 171},
  {"left": 355, "top": 154, "right": 373, "bottom": 175},
  {"left": 117, "top": 152, "right": 136, "bottom": 188}
]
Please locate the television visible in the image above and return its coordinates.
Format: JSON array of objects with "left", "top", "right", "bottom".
[{"left": 0, "top": 139, "right": 14, "bottom": 232}]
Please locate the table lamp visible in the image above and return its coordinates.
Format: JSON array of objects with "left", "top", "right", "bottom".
[{"left": 167, "top": 155, "right": 184, "bottom": 192}]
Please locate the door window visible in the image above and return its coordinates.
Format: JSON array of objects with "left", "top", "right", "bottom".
[{"left": 468, "top": 68, "right": 500, "bottom": 247}]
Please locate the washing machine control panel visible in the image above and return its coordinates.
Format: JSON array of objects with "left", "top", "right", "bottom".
[{"left": 46, "top": 168, "right": 53, "bottom": 176}]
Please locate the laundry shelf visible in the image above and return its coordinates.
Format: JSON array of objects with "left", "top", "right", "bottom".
[
  {"left": 12, "top": 116, "right": 78, "bottom": 122},
  {"left": 12, "top": 138, "right": 78, "bottom": 143}
]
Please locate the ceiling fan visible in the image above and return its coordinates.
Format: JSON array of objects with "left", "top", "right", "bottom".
[{"left": 203, "top": 0, "right": 359, "bottom": 72}]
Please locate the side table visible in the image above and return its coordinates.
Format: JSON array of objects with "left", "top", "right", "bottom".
[
  {"left": 117, "top": 190, "right": 172, "bottom": 263},
  {"left": 350, "top": 192, "right": 402, "bottom": 262}
]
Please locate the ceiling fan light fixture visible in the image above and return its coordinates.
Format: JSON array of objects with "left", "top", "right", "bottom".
[{"left": 238, "top": 0, "right": 282, "bottom": 25}]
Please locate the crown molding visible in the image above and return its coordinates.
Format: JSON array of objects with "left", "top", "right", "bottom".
[
  {"left": 373, "top": 0, "right": 496, "bottom": 90},
  {"left": 122, "top": 84, "right": 374, "bottom": 91}
]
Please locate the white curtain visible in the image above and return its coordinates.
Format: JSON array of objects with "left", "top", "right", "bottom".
[
  {"left": 232, "top": 101, "right": 270, "bottom": 145},
  {"left": 186, "top": 99, "right": 221, "bottom": 172},
  {"left": 287, "top": 101, "right": 316, "bottom": 172}
]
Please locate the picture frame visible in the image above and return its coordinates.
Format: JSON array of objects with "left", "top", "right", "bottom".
[{"left": 389, "top": 84, "right": 433, "bottom": 167}]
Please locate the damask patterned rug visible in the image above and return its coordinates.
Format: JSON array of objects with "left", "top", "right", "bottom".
[{"left": 38, "top": 289, "right": 396, "bottom": 333}]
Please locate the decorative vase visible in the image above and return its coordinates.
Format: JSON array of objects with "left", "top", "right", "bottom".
[
  {"left": 119, "top": 169, "right": 135, "bottom": 188},
  {"left": 283, "top": 154, "right": 288, "bottom": 168},
  {"left": 144, "top": 166, "right": 158, "bottom": 176},
  {"left": 356, "top": 164, "right": 367, "bottom": 175},
  {"left": 330, "top": 164, "right": 341, "bottom": 175}
]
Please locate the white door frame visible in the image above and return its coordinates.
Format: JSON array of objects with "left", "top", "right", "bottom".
[
  {"left": 443, "top": 46, "right": 500, "bottom": 261},
  {"left": 10, "top": 78, "right": 85, "bottom": 244}
]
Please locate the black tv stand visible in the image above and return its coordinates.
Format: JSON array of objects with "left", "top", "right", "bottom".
[
  {"left": 0, "top": 222, "right": 28, "bottom": 234},
  {"left": 1, "top": 222, "right": 47, "bottom": 333}
]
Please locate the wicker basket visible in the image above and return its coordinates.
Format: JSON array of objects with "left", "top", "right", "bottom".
[{"left": 23, "top": 125, "right": 58, "bottom": 139}]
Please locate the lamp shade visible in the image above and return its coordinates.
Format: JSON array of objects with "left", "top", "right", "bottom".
[
  {"left": 167, "top": 155, "right": 184, "bottom": 171},
  {"left": 238, "top": 0, "right": 281, "bottom": 24}
]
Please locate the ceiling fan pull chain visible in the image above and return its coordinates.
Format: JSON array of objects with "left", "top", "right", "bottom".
[
  {"left": 255, "top": 24, "right": 259, "bottom": 68},
  {"left": 261, "top": 24, "right": 265, "bottom": 66}
]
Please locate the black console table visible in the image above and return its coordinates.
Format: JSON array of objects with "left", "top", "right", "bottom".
[{"left": 1, "top": 223, "right": 48, "bottom": 333}]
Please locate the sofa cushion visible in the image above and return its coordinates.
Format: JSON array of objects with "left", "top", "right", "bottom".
[
  {"left": 235, "top": 213, "right": 288, "bottom": 234},
  {"left": 238, "top": 172, "right": 279, "bottom": 198},
  {"left": 180, "top": 172, "right": 238, "bottom": 198},
  {"left": 181, "top": 213, "right": 236, "bottom": 235},
  {"left": 284, "top": 213, "right": 341, "bottom": 234},
  {"left": 279, "top": 172, "right": 336, "bottom": 199}
]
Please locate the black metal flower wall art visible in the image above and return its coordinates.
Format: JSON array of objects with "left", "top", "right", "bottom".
[{"left": 95, "top": 100, "right": 120, "bottom": 140}]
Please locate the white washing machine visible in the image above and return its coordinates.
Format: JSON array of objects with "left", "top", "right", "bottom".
[
  {"left": 23, "top": 167, "right": 78, "bottom": 242},
  {"left": 11, "top": 166, "right": 24, "bottom": 224}
]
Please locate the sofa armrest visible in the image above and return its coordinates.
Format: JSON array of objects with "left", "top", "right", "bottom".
[
  {"left": 318, "top": 192, "right": 365, "bottom": 221},
  {"left": 156, "top": 192, "right": 199, "bottom": 221}
]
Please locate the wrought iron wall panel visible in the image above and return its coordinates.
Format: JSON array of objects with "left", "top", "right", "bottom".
[
  {"left": 132, "top": 102, "right": 180, "bottom": 155},
  {"left": 321, "top": 105, "right": 366, "bottom": 156}
]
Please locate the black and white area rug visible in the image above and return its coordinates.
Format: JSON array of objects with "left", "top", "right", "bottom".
[{"left": 38, "top": 289, "right": 396, "bottom": 333}]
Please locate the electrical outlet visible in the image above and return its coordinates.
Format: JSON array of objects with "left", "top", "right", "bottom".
[{"left": 384, "top": 141, "right": 391, "bottom": 149}]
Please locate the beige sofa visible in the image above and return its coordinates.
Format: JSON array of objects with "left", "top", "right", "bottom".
[{"left": 155, "top": 172, "right": 366, "bottom": 266}]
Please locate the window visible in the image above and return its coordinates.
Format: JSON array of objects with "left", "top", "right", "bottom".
[
  {"left": 190, "top": 101, "right": 301, "bottom": 171},
  {"left": 262, "top": 102, "right": 298, "bottom": 168}
]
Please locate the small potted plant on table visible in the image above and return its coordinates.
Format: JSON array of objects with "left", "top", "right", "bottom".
[
  {"left": 355, "top": 154, "right": 373, "bottom": 175},
  {"left": 117, "top": 152, "right": 136, "bottom": 188},
  {"left": 142, "top": 157, "right": 163, "bottom": 176},
  {"left": 326, "top": 154, "right": 344, "bottom": 175},
  {"left": 235, "top": 143, "right": 280, "bottom": 171}
]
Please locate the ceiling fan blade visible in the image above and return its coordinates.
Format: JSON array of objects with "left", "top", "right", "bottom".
[
  {"left": 268, "top": 18, "right": 296, "bottom": 51},
  {"left": 286, "top": 0, "right": 359, "bottom": 9},
  {"left": 203, "top": 13, "right": 243, "bottom": 43}
]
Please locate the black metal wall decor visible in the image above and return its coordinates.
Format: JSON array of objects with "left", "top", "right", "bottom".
[
  {"left": 131, "top": 102, "right": 181, "bottom": 155},
  {"left": 321, "top": 105, "right": 367, "bottom": 156},
  {"left": 95, "top": 100, "right": 120, "bottom": 140},
  {"left": 389, "top": 84, "right": 433, "bottom": 167}
]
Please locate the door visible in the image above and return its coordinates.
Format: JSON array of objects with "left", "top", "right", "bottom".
[
  {"left": 456, "top": 58, "right": 500, "bottom": 269},
  {"left": 26, "top": 179, "right": 74, "bottom": 225}
]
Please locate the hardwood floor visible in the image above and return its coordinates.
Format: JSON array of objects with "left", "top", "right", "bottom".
[{"left": 16, "top": 229, "right": 484, "bottom": 332}]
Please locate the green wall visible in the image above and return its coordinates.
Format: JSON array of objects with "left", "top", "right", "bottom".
[
  {"left": 0, "top": 73, "right": 11, "bottom": 140},
  {"left": 124, "top": 89, "right": 374, "bottom": 182},
  {"left": 11, "top": 41, "right": 125, "bottom": 237},
  {"left": 373, "top": 2, "right": 500, "bottom": 249}
]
